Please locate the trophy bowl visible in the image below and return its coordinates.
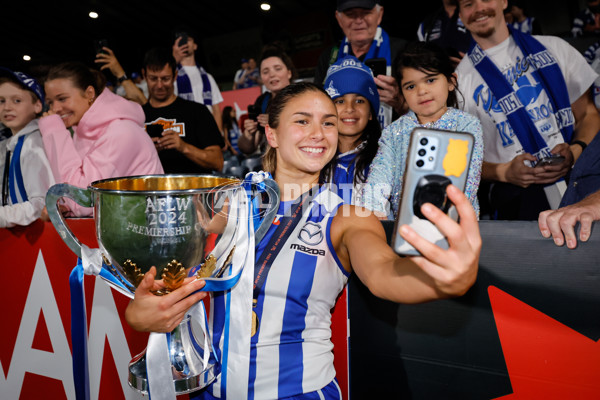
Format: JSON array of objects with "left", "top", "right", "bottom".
[{"left": 45, "top": 174, "right": 279, "bottom": 395}]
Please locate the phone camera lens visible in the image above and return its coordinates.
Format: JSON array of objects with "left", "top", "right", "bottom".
[
  {"left": 416, "top": 160, "right": 424, "bottom": 167},
  {"left": 418, "top": 149, "right": 426, "bottom": 156},
  {"left": 430, "top": 146, "right": 436, "bottom": 151},
  {"left": 420, "top": 138, "right": 428, "bottom": 146}
]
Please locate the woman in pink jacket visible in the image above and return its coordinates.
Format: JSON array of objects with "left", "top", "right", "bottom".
[{"left": 39, "top": 62, "right": 164, "bottom": 217}]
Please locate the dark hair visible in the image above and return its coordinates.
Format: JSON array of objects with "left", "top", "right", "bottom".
[
  {"left": 0, "top": 76, "right": 39, "bottom": 104},
  {"left": 351, "top": 116, "right": 381, "bottom": 185},
  {"left": 222, "top": 105, "right": 236, "bottom": 132},
  {"left": 142, "top": 47, "right": 177, "bottom": 76},
  {"left": 46, "top": 62, "right": 106, "bottom": 97},
  {"left": 171, "top": 26, "right": 199, "bottom": 43},
  {"left": 263, "top": 82, "right": 336, "bottom": 182},
  {"left": 259, "top": 45, "right": 297, "bottom": 81},
  {"left": 394, "top": 41, "right": 460, "bottom": 108}
]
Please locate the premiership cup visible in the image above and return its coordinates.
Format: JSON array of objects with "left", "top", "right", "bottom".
[{"left": 46, "top": 174, "right": 279, "bottom": 395}]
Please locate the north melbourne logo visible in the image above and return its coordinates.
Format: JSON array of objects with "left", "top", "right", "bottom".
[{"left": 325, "top": 81, "right": 340, "bottom": 99}]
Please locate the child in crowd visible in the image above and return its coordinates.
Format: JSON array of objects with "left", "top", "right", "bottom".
[
  {"left": 0, "top": 68, "right": 55, "bottom": 228},
  {"left": 323, "top": 56, "right": 382, "bottom": 204},
  {"left": 360, "top": 41, "right": 483, "bottom": 219},
  {"left": 39, "top": 62, "right": 163, "bottom": 217},
  {"left": 222, "top": 105, "right": 241, "bottom": 156}
]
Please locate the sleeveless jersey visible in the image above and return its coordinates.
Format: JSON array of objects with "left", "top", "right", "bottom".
[{"left": 205, "top": 185, "right": 348, "bottom": 400}]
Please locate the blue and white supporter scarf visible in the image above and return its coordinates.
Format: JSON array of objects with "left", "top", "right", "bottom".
[
  {"left": 338, "top": 26, "right": 392, "bottom": 68},
  {"left": 176, "top": 64, "right": 213, "bottom": 105},
  {"left": 467, "top": 26, "right": 574, "bottom": 162},
  {"left": 8, "top": 134, "right": 29, "bottom": 204}
]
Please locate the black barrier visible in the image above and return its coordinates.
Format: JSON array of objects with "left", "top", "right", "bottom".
[{"left": 348, "top": 220, "right": 600, "bottom": 399}]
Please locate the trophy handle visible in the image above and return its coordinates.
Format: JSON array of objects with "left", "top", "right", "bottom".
[
  {"left": 45, "top": 183, "right": 93, "bottom": 258},
  {"left": 252, "top": 178, "right": 280, "bottom": 243}
]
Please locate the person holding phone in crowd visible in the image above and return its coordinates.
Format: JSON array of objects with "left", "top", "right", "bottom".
[
  {"left": 125, "top": 82, "right": 482, "bottom": 400},
  {"left": 38, "top": 61, "right": 163, "bottom": 217},
  {"left": 94, "top": 44, "right": 147, "bottom": 105},
  {"left": 456, "top": 0, "right": 600, "bottom": 220},
  {"left": 361, "top": 41, "right": 483, "bottom": 219},
  {"left": 237, "top": 45, "right": 296, "bottom": 156},
  {"left": 141, "top": 47, "right": 224, "bottom": 174},
  {"left": 172, "top": 28, "right": 224, "bottom": 133},
  {"left": 0, "top": 69, "right": 55, "bottom": 228},
  {"left": 314, "top": 0, "right": 408, "bottom": 126},
  {"left": 322, "top": 56, "right": 382, "bottom": 204}
]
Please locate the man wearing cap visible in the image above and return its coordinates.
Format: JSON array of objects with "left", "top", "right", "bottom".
[
  {"left": 314, "top": 0, "right": 407, "bottom": 128},
  {"left": 233, "top": 59, "right": 249, "bottom": 90},
  {"left": 233, "top": 58, "right": 259, "bottom": 90},
  {"left": 172, "top": 28, "right": 224, "bottom": 133},
  {"left": 0, "top": 69, "right": 55, "bottom": 228}
]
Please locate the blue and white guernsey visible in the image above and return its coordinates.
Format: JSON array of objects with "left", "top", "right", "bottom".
[{"left": 205, "top": 185, "right": 348, "bottom": 399}]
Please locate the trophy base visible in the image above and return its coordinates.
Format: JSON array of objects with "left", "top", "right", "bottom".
[{"left": 128, "top": 316, "right": 219, "bottom": 395}]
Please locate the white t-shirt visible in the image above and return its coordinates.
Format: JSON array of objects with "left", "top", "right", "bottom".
[
  {"left": 457, "top": 35, "right": 597, "bottom": 164},
  {"left": 175, "top": 66, "right": 224, "bottom": 112}
]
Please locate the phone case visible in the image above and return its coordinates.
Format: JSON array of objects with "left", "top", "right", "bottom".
[{"left": 392, "top": 127, "right": 474, "bottom": 256}]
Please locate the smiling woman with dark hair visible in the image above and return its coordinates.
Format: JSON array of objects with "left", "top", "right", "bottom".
[{"left": 125, "top": 81, "right": 481, "bottom": 400}]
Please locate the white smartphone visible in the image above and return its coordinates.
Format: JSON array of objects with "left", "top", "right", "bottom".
[{"left": 392, "top": 127, "right": 475, "bottom": 256}]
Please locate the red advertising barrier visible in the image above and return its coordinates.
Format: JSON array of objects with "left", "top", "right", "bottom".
[
  {"left": 0, "top": 220, "right": 349, "bottom": 399},
  {"left": 220, "top": 86, "right": 262, "bottom": 118}
]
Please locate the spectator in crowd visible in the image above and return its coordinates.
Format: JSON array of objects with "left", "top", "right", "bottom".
[
  {"left": 222, "top": 105, "right": 241, "bottom": 156},
  {"left": 583, "top": 39, "right": 600, "bottom": 111},
  {"left": 509, "top": 0, "right": 542, "bottom": 35},
  {"left": 456, "top": 0, "right": 600, "bottom": 220},
  {"left": 0, "top": 69, "right": 54, "bottom": 228},
  {"left": 125, "top": 82, "right": 481, "bottom": 400},
  {"left": 361, "top": 41, "right": 483, "bottom": 219},
  {"left": 539, "top": 189, "right": 600, "bottom": 249},
  {"left": 172, "top": 28, "right": 224, "bottom": 133},
  {"left": 39, "top": 61, "right": 163, "bottom": 217},
  {"left": 233, "top": 58, "right": 259, "bottom": 90},
  {"left": 417, "top": 0, "right": 473, "bottom": 63},
  {"left": 313, "top": 0, "right": 407, "bottom": 127},
  {"left": 233, "top": 58, "right": 250, "bottom": 90},
  {"left": 247, "top": 58, "right": 260, "bottom": 86},
  {"left": 558, "top": 127, "right": 600, "bottom": 208},
  {"left": 323, "top": 56, "right": 382, "bottom": 205},
  {"left": 132, "top": 72, "right": 149, "bottom": 98},
  {"left": 572, "top": 0, "right": 600, "bottom": 37},
  {"left": 95, "top": 45, "right": 147, "bottom": 105},
  {"left": 237, "top": 45, "right": 296, "bottom": 156},
  {"left": 141, "top": 47, "right": 224, "bottom": 174}
]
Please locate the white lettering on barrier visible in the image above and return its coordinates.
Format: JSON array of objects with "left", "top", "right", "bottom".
[
  {"left": 1, "top": 250, "right": 145, "bottom": 399},
  {"left": 87, "top": 278, "right": 144, "bottom": 400},
  {"left": 2, "top": 251, "right": 75, "bottom": 399}
]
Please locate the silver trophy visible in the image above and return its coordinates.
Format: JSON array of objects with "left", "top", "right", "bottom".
[{"left": 46, "top": 174, "right": 279, "bottom": 395}]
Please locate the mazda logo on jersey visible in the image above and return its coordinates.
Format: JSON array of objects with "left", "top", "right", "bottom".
[{"left": 298, "top": 222, "right": 323, "bottom": 246}]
